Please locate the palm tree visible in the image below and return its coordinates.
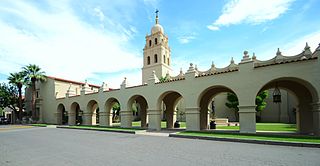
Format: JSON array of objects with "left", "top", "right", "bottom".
[
  {"left": 23, "top": 64, "right": 46, "bottom": 121},
  {"left": 8, "top": 72, "right": 25, "bottom": 122}
]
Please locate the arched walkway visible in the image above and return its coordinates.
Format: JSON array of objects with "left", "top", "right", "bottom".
[
  {"left": 128, "top": 95, "right": 148, "bottom": 128},
  {"left": 104, "top": 98, "right": 121, "bottom": 126},
  {"left": 158, "top": 91, "right": 183, "bottom": 129},
  {"left": 198, "top": 86, "right": 237, "bottom": 130},
  {"left": 57, "top": 104, "right": 67, "bottom": 125},
  {"left": 69, "top": 102, "right": 82, "bottom": 125},
  {"left": 258, "top": 77, "right": 319, "bottom": 135},
  {"left": 86, "top": 100, "right": 99, "bottom": 125}
]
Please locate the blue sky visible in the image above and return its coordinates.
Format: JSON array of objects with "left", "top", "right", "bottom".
[{"left": 0, "top": 0, "right": 319, "bottom": 88}]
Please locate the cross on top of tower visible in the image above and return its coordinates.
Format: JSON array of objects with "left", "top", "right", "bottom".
[{"left": 155, "top": 9, "right": 159, "bottom": 24}]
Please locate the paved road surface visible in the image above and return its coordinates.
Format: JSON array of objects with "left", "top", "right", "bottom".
[{"left": 1, "top": 125, "right": 320, "bottom": 166}]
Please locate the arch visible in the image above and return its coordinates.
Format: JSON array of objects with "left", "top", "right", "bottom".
[
  {"left": 157, "top": 91, "right": 184, "bottom": 129},
  {"left": 154, "top": 54, "right": 158, "bottom": 63},
  {"left": 57, "top": 103, "right": 67, "bottom": 125},
  {"left": 155, "top": 38, "right": 158, "bottom": 45},
  {"left": 163, "top": 55, "right": 166, "bottom": 63},
  {"left": 198, "top": 85, "right": 238, "bottom": 130},
  {"left": 127, "top": 95, "right": 149, "bottom": 128},
  {"left": 257, "top": 77, "right": 319, "bottom": 134},
  {"left": 105, "top": 97, "right": 121, "bottom": 126},
  {"left": 149, "top": 40, "right": 152, "bottom": 47},
  {"left": 147, "top": 56, "right": 150, "bottom": 65},
  {"left": 86, "top": 100, "right": 99, "bottom": 125},
  {"left": 70, "top": 102, "right": 82, "bottom": 125}
]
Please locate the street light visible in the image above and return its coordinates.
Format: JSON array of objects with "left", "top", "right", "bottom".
[{"left": 273, "top": 83, "right": 281, "bottom": 103}]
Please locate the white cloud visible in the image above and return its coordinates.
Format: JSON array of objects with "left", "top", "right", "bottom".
[
  {"left": 207, "top": 25, "right": 220, "bottom": 31},
  {"left": 0, "top": 1, "right": 142, "bottom": 88},
  {"left": 255, "top": 31, "right": 320, "bottom": 60},
  {"left": 178, "top": 35, "right": 196, "bottom": 44},
  {"left": 208, "top": 0, "right": 295, "bottom": 30}
]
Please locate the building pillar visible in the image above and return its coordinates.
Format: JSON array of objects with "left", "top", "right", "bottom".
[
  {"left": 91, "top": 112, "right": 97, "bottom": 125},
  {"left": 148, "top": 109, "right": 161, "bottom": 131},
  {"left": 120, "top": 110, "right": 132, "bottom": 128},
  {"left": 82, "top": 112, "right": 92, "bottom": 125},
  {"left": 68, "top": 112, "right": 76, "bottom": 126},
  {"left": 185, "top": 107, "right": 200, "bottom": 131},
  {"left": 56, "top": 112, "right": 62, "bottom": 125},
  {"left": 141, "top": 109, "right": 148, "bottom": 128},
  {"left": 312, "top": 102, "right": 320, "bottom": 136},
  {"left": 99, "top": 111, "right": 112, "bottom": 127},
  {"left": 238, "top": 105, "right": 256, "bottom": 133}
]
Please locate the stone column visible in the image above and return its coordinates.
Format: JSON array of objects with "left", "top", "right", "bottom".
[
  {"left": 99, "top": 111, "right": 106, "bottom": 126},
  {"left": 185, "top": 107, "right": 200, "bottom": 131},
  {"left": 238, "top": 105, "right": 256, "bottom": 133},
  {"left": 141, "top": 109, "right": 148, "bottom": 128},
  {"left": 120, "top": 110, "right": 132, "bottom": 128},
  {"left": 148, "top": 109, "right": 161, "bottom": 131},
  {"left": 312, "top": 102, "right": 320, "bottom": 136},
  {"left": 91, "top": 112, "right": 97, "bottom": 125},
  {"left": 82, "top": 112, "right": 92, "bottom": 125},
  {"left": 68, "top": 112, "right": 76, "bottom": 126},
  {"left": 56, "top": 112, "right": 62, "bottom": 125}
]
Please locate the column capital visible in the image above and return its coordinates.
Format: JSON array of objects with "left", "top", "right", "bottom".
[{"left": 238, "top": 105, "right": 256, "bottom": 113}]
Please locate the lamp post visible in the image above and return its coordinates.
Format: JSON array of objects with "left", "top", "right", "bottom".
[{"left": 273, "top": 83, "right": 282, "bottom": 122}]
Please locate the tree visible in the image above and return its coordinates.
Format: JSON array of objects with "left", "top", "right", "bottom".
[
  {"left": 225, "top": 93, "right": 239, "bottom": 121},
  {"left": 8, "top": 72, "right": 25, "bottom": 121},
  {"left": 0, "top": 83, "right": 19, "bottom": 122},
  {"left": 159, "top": 76, "right": 169, "bottom": 83},
  {"left": 112, "top": 103, "right": 120, "bottom": 122},
  {"left": 23, "top": 64, "right": 46, "bottom": 121},
  {"left": 225, "top": 91, "right": 268, "bottom": 121}
]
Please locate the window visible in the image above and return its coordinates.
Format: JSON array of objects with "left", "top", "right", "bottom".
[
  {"left": 154, "top": 54, "right": 158, "bottom": 63},
  {"left": 163, "top": 55, "right": 166, "bottom": 63},
  {"left": 147, "top": 56, "right": 150, "bottom": 65},
  {"left": 149, "top": 40, "right": 152, "bottom": 47},
  {"left": 167, "top": 58, "right": 170, "bottom": 65},
  {"left": 155, "top": 38, "right": 158, "bottom": 45},
  {"left": 36, "top": 91, "right": 39, "bottom": 98}
]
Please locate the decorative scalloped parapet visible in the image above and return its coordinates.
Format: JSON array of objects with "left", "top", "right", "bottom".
[
  {"left": 148, "top": 71, "right": 159, "bottom": 85},
  {"left": 254, "top": 43, "right": 318, "bottom": 68},
  {"left": 66, "top": 83, "right": 76, "bottom": 97},
  {"left": 120, "top": 77, "right": 128, "bottom": 89},
  {"left": 81, "top": 80, "right": 92, "bottom": 95},
  {"left": 195, "top": 57, "right": 239, "bottom": 77},
  {"left": 99, "top": 82, "right": 109, "bottom": 92}
]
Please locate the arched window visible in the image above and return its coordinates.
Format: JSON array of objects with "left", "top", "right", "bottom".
[
  {"left": 167, "top": 58, "right": 170, "bottom": 65},
  {"left": 149, "top": 40, "right": 152, "bottom": 47},
  {"left": 147, "top": 56, "right": 150, "bottom": 65},
  {"left": 155, "top": 38, "right": 158, "bottom": 45},
  {"left": 154, "top": 54, "right": 158, "bottom": 63},
  {"left": 163, "top": 55, "right": 166, "bottom": 63}
]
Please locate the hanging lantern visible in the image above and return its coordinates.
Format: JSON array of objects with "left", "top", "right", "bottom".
[{"left": 273, "top": 83, "right": 281, "bottom": 103}]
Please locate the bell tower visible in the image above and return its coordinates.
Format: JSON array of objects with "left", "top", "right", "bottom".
[{"left": 142, "top": 10, "right": 172, "bottom": 84}]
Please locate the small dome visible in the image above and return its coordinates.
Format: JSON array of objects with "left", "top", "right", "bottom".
[{"left": 151, "top": 24, "right": 164, "bottom": 34}]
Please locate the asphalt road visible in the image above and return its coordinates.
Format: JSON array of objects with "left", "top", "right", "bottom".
[{"left": 1, "top": 125, "right": 320, "bottom": 166}]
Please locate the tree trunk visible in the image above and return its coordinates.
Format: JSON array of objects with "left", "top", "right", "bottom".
[
  {"left": 18, "top": 84, "right": 23, "bottom": 122},
  {"left": 31, "top": 79, "right": 36, "bottom": 121}
]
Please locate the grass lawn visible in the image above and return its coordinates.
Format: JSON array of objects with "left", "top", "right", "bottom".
[
  {"left": 30, "top": 124, "right": 48, "bottom": 127},
  {"left": 217, "top": 123, "right": 296, "bottom": 132},
  {"left": 177, "top": 131, "right": 320, "bottom": 144}
]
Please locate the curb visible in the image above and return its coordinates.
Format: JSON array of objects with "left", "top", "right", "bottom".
[
  {"left": 169, "top": 134, "right": 320, "bottom": 148},
  {"left": 56, "top": 126, "right": 140, "bottom": 134}
]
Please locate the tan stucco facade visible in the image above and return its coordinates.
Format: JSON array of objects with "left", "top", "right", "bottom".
[{"left": 28, "top": 15, "right": 320, "bottom": 135}]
